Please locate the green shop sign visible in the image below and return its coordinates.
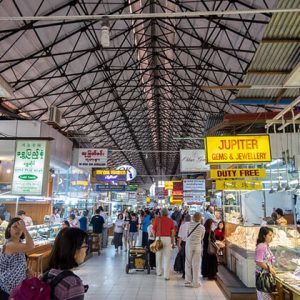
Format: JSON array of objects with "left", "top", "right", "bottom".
[{"left": 12, "top": 140, "right": 50, "bottom": 195}]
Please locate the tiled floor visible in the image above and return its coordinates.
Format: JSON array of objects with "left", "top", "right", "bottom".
[{"left": 75, "top": 246, "right": 227, "bottom": 300}]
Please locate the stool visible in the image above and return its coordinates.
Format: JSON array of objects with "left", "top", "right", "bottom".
[{"left": 27, "top": 253, "right": 44, "bottom": 277}]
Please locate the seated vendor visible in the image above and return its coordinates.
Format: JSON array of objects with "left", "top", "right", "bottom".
[{"left": 275, "top": 208, "right": 288, "bottom": 226}]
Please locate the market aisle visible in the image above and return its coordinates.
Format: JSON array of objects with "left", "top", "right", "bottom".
[{"left": 75, "top": 246, "right": 227, "bottom": 300}]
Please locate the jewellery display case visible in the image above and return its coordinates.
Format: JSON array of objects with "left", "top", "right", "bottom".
[
  {"left": 26, "top": 223, "right": 61, "bottom": 246},
  {"left": 225, "top": 223, "right": 300, "bottom": 290}
]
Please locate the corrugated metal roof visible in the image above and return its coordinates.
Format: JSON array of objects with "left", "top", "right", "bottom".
[{"left": 237, "top": 0, "right": 300, "bottom": 102}]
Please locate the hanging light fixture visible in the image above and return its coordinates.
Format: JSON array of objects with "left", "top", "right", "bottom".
[
  {"left": 269, "top": 167, "right": 276, "bottom": 194},
  {"left": 284, "top": 151, "right": 293, "bottom": 191},
  {"left": 100, "top": 17, "right": 110, "bottom": 47}
]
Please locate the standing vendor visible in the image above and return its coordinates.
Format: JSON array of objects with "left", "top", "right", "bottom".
[{"left": 17, "top": 210, "right": 33, "bottom": 226}]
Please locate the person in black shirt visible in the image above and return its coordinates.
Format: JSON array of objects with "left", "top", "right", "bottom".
[{"left": 90, "top": 209, "right": 105, "bottom": 254}]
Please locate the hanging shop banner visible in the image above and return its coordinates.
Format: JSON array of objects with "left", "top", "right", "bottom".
[
  {"left": 95, "top": 184, "right": 126, "bottom": 192},
  {"left": 170, "top": 195, "right": 183, "bottom": 205},
  {"left": 205, "top": 135, "right": 271, "bottom": 164},
  {"left": 183, "top": 191, "right": 206, "bottom": 203},
  {"left": 164, "top": 181, "right": 173, "bottom": 190},
  {"left": 180, "top": 149, "right": 210, "bottom": 172},
  {"left": 71, "top": 180, "right": 89, "bottom": 186},
  {"left": 12, "top": 140, "right": 50, "bottom": 195},
  {"left": 146, "top": 196, "right": 151, "bottom": 204},
  {"left": 210, "top": 168, "right": 266, "bottom": 179},
  {"left": 78, "top": 148, "right": 108, "bottom": 168},
  {"left": 172, "top": 181, "right": 183, "bottom": 195},
  {"left": 116, "top": 165, "right": 137, "bottom": 181},
  {"left": 216, "top": 180, "right": 262, "bottom": 191},
  {"left": 95, "top": 169, "right": 126, "bottom": 182},
  {"left": 183, "top": 179, "right": 206, "bottom": 191},
  {"left": 125, "top": 184, "right": 139, "bottom": 192}
]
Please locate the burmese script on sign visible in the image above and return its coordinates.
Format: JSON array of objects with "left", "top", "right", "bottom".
[{"left": 205, "top": 135, "right": 271, "bottom": 164}]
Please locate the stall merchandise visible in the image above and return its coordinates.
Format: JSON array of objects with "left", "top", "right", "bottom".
[
  {"left": 225, "top": 223, "right": 300, "bottom": 298},
  {"left": 27, "top": 224, "right": 61, "bottom": 246}
]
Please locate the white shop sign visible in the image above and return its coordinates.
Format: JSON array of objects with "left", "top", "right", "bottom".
[
  {"left": 78, "top": 148, "right": 108, "bottom": 168},
  {"left": 180, "top": 149, "right": 210, "bottom": 172},
  {"left": 12, "top": 140, "right": 49, "bottom": 195},
  {"left": 183, "top": 179, "right": 206, "bottom": 191}
]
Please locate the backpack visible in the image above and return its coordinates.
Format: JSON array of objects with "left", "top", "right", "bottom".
[{"left": 9, "top": 270, "right": 76, "bottom": 300}]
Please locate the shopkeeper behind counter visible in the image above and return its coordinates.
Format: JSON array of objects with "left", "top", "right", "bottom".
[
  {"left": 275, "top": 208, "right": 288, "bottom": 226},
  {"left": 17, "top": 210, "right": 33, "bottom": 227}
]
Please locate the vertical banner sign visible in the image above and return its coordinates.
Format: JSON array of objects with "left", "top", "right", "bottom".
[
  {"left": 12, "top": 140, "right": 49, "bottom": 195},
  {"left": 78, "top": 148, "right": 108, "bottom": 167},
  {"left": 205, "top": 135, "right": 271, "bottom": 164},
  {"left": 180, "top": 149, "right": 210, "bottom": 172}
]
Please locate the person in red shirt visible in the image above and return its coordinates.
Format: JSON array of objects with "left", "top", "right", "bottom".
[
  {"left": 153, "top": 207, "right": 175, "bottom": 280},
  {"left": 214, "top": 221, "right": 225, "bottom": 241}
]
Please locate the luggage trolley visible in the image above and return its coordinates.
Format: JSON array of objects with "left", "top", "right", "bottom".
[{"left": 125, "top": 247, "right": 150, "bottom": 274}]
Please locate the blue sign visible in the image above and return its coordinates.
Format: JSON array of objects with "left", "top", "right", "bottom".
[{"left": 95, "top": 184, "right": 126, "bottom": 192}]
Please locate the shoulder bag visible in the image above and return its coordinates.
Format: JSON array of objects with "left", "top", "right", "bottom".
[
  {"left": 255, "top": 270, "right": 277, "bottom": 294},
  {"left": 207, "top": 231, "right": 218, "bottom": 255},
  {"left": 150, "top": 218, "right": 163, "bottom": 253},
  {"left": 187, "top": 223, "right": 201, "bottom": 238}
]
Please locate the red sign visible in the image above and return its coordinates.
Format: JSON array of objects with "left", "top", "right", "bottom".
[{"left": 172, "top": 181, "right": 183, "bottom": 195}]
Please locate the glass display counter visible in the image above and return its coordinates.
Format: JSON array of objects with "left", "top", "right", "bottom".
[
  {"left": 27, "top": 223, "right": 61, "bottom": 246},
  {"left": 225, "top": 223, "right": 300, "bottom": 290}
]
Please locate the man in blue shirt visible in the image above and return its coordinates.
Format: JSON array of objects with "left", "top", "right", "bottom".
[
  {"left": 79, "top": 210, "right": 88, "bottom": 232},
  {"left": 142, "top": 210, "right": 151, "bottom": 247}
]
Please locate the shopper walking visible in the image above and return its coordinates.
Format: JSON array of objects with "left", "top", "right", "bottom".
[
  {"left": 255, "top": 227, "right": 276, "bottom": 300},
  {"left": 201, "top": 218, "right": 218, "bottom": 279},
  {"left": 185, "top": 213, "right": 205, "bottom": 288},
  {"left": 142, "top": 210, "right": 151, "bottom": 247},
  {"left": 147, "top": 217, "right": 156, "bottom": 268},
  {"left": 90, "top": 209, "right": 105, "bottom": 254},
  {"left": 153, "top": 207, "right": 175, "bottom": 280},
  {"left": 123, "top": 211, "right": 131, "bottom": 251},
  {"left": 129, "top": 213, "right": 139, "bottom": 247},
  {"left": 0, "top": 218, "right": 34, "bottom": 300},
  {"left": 114, "top": 213, "right": 125, "bottom": 252},
  {"left": 79, "top": 210, "right": 88, "bottom": 233},
  {"left": 176, "top": 214, "right": 191, "bottom": 278},
  {"left": 44, "top": 227, "right": 89, "bottom": 299}
]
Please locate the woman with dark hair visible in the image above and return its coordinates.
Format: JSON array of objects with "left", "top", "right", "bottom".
[
  {"left": 201, "top": 218, "right": 218, "bottom": 279},
  {"left": 114, "top": 213, "right": 125, "bottom": 253},
  {"left": 62, "top": 220, "right": 70, "bottom": 228},
  {"left": 214, "top": 221, "right": 225, "bottom": 241},
  {"left": 0, "top": 217, "right": 34, "bottom": 300},
  {"left": 255, "top": 227, "right": 276, "bottom": 300},
  {"left": 44, "top": 227, "right": 88, "bottom": 299}
]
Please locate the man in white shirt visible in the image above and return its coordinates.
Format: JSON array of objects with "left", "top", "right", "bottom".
[
  {"left": 17, "top": 210, "right": 33, "bottom": 226},
  {"left": 177, "top": 214, "right": 191, "bottom": 279},
  {"left": 185, "top": 212, "right": 205, "bottom": 288},
  {"left": 0, "top": 214, "right": 8, "bottom": 229}
]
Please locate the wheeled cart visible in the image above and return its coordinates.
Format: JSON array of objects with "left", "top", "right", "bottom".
[{"left": 125, "top": 247, "right": 150, "bottom": 274}]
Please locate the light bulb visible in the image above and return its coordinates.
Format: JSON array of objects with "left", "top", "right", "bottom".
[{"left": 101, "top": 26, "right": 110, "bottom": 47}]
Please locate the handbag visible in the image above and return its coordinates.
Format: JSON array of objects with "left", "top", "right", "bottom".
[
  {"left": 150, "top": 218, "right": 163, "bottom": 253},
  {"left": 207, "top": 231, "right": 218, "bottom": 255},
  {"left": 255, "top": 271, "right": 277, "bottom": 293}
]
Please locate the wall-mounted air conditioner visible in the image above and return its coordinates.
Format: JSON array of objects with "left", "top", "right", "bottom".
[{"left": 48, "top": 106, "right": 62, "bottom": 127}]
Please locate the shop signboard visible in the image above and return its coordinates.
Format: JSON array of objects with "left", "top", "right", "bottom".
[
  {"left": 172, "top": 181, "right": 183, "bottom": 195},
  {"left": 183, "top": 191, "right": 206, "bottom": 203},
  {"left": 78, "top": 148, "right": 108, "bottom": 168},
  {"left": 210, "top": 168, "right": 266, "bottom": 179},
  {"left": 164, "top": 181, "right": 173, "bottom": 190},
  {"left": 216, "top": 180, "right": 262, "bottom": 190},
  {"left": 95, "top": 169, "right": 126, "bottom": 182},
  {"left": 180, "top": 149, "right": 210, "bottom": 172},
  {"left": 170, "top": 195, "right": 183, "bottom": 205},
  {"left": 183, "top": 179, "right": 205, "bottom": 191},
  {"left": 116, "top": 165, "right": 137, "bottom": 181},
  {"left": 12, "top": 140, "right": 49, "bottom": 195},
  {"left": 205, "top": 135, "right": 271, "bottom": 164},
  {"left": 95, "top": 184, "right": 126, "bottom": 192},
  {"left": 125, "top": 184, "right": 138, "bottom": 192}
]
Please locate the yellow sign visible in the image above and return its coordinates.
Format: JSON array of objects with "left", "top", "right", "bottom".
[
  {"left": 170, "top": 195, "right": 183, "bottom": 205},
  {"left": 165, "top": 181, "right": 173, "bottom": 190},
  {"left": 71, "top": 180, "right": 89, "bottom": 186},
  {"left": 205, "top": 135, "right": 271, "bottom": 164},
  {"left": 210, "top": 168, "right": 266, "bottom": 179},
  {"left": 95, "top": 169, "right": 126, "bottom": 175},
  {"left": 146, "top": 196, "right": 150, "bottom": 204},
  {"left": 216, "top": 180, "right": 262, "bottom": 190}
]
